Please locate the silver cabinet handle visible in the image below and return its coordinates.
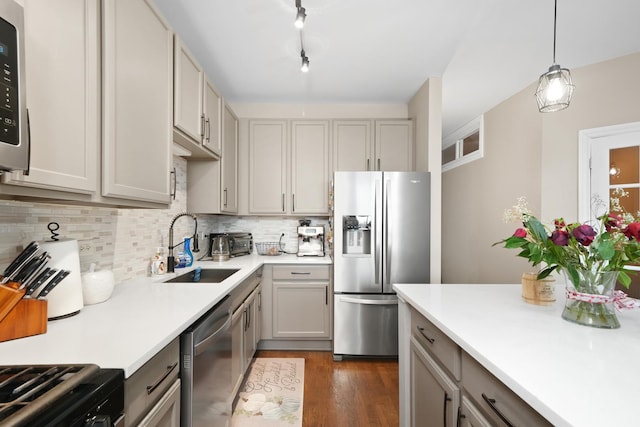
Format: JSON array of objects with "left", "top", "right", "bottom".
[
  {"left": 366, "top": 158, "right": 370, "bottom": 171},
  {"left": 223, "top": 188, "right": 228, "bottom": 207},
  {"left": 200, "top": 114, "right": 205, "bottom": 140},
  {"left": 205, "top": 117, "right": 211, "bottom": 144},
  {"left": 292, "top": 193, "right": 295, "bottom": 212},
  {"left": 290, "top": 272, "right": 311, "bottom": 275},
  {"left": 377, "top": 158, "right": 381, "bottom": 170},
  {"left": 282, "top": 193, "right": 285, "bottom": 212},
  {"left": 482, "top": 393, "right": 515, "bottom": 427},
  {"left": 170, "top": 168, "right": 176, "bottom": 200},
  {"left": 146, "top": 362, "right": 177, "bottom": 395}
]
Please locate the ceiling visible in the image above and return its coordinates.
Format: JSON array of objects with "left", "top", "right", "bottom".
[{"left": 154, "top": 0, "right": 640, "bottom": 137}]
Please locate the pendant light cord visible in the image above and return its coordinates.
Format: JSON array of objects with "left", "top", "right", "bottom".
[{"left": 552, "top": 0, "right": 557, "bottom": 64}]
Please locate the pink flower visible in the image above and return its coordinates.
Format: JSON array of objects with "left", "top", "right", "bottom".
[
  {"left": 624, "top": 222, "right": 640, "bottom": 240},
  {"left": 572, "top": 224, "right": 597, "bottom": 246},
  {"left": 605, "top": 214, "right": 623, "bottom": 232},
  {"left": 513, "top": 228, "right": 527, "bottom": 238}
]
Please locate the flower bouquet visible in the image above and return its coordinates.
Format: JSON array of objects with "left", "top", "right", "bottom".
[{"left": 494, "top": 193, "right": 640, "bottom": 328}]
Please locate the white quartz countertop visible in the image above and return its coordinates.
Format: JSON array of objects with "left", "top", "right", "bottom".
[
  {"left": 0, "top": 253, "right": 331, "bottom": 377},
  {"left": 393, "top": 283, "right": 640, "bottom": 427}
]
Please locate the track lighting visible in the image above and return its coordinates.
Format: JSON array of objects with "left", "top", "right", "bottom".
[
  {"left": 295, "top": 0, "right": 306, "bottom": 29},
  {"left": 301, "top": 50, "right": 309, "bottom": 73},
  {"left": 535, "top": 0, "right": 574, "bottom": 112}
]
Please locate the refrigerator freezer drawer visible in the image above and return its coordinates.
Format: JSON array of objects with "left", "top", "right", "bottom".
[{"left": 333, "top": 294, "right": 398, "bottom": 358}]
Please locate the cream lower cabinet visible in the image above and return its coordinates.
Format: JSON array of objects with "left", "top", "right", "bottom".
[
  {"left": 248, "top": 120, "right": 329, "bottom": 215},
  {"left": 332, "top": 119, "right": 414, "bottom": 172},
  {"left": 243, "top": 285, "right": 261, "bottom": 368},
  {"left": 137, "top": 379, "right": 181, "bottom": 427},
  {"left": 402, "top": 304, "right": 552, "bottom": 427},
  {"left": 410, "top": 337, "right": 459, "bottom": 427},
  {"left": 271, "top": 265, "right": 331, "bottom": 339}
]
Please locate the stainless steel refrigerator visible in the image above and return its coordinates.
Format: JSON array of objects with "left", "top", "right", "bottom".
[{"left": 332, "top": 171, "right": 430, "bottom": 360}]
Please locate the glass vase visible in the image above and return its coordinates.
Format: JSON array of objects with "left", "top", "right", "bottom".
[{"left": 561, "top": 270, "right": 620, "bottom": 329}]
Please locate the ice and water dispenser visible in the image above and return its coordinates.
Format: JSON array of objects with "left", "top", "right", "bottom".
[{"left": 342, "top": 215, "right": 371, "bottom": 255}]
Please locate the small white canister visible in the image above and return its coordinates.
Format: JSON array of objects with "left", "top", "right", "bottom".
[{"left": 81, "top": 264, "right": 115, "bottom": 305}]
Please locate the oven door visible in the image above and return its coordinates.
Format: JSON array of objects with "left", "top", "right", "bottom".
[{"left": 181, "top": 297, "right": 233, "bottom": 427}]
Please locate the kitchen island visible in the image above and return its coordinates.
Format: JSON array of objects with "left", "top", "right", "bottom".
[
  {"left": 0, "top": 253, "right": 331, "bottom": 377},
  {"left": 394, "top": 283, "right": 640, "bottom": 427}
]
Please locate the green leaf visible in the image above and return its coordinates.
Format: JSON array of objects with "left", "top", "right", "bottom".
[
  {"left": 619, "top": 270, "right": 632, "bottom": 289},
  {"left": 526, "top": 218, "right": 549, "bottom": 242},
  {"left": 537, "top": 266, "right": 557, "bottom": 279},
  {"left": 503, "top": 236, "right": 528, "bottom": 249},
  {"left": 597, "top": 241, "right": 615, "bottom": 260}
]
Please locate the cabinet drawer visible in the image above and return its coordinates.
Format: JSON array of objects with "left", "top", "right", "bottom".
[
  {"left": 272, "top": 265, "right": 329, "bottom": 280},
  {"left": 124, "top": 338, "right": 180, "bottom": 427},
  {"left": 410, "top": 307, "right": 461, "bottom": 381},
  {"left": 461, "top": 351, "right": 552, "bottom": 427}
]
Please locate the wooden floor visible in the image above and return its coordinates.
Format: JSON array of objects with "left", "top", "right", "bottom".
[{"left": 255, "top": 350, "right": 399, "bottom": 427}]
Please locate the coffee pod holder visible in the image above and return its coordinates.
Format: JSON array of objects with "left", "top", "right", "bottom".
[{"left": 0, "top": 282, "right": 48, "bottom": 342}]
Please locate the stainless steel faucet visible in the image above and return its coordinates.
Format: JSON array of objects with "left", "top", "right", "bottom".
[{"left": 167, "top": 212, "right": 199, "bottom": 273}]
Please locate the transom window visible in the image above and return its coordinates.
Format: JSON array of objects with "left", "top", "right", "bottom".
[{"left": 442, "top": 115, "right": 483, "bottom": 171}]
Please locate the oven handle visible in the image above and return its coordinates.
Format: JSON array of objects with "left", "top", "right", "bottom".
[
  {"left": 146, "top": 362, "right": 177, "bottom": 395},
  {"left": 194, "top": 311, "right": 232, "bottom": 356}
]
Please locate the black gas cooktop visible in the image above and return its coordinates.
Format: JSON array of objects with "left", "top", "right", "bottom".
[{"left": 0, "top": 364, "right": 124, "bottom": 426}]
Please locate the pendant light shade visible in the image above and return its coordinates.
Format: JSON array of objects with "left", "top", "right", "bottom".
[
  {"left": 536, "top": 64, "right": 574, "bottom": 112},
  {"left": 535, "top": 0, "right": 574, "bottom": 112}
]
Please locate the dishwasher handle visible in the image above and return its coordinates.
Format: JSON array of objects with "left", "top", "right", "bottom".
[{"left": 194, "top": 311, "right": 232, "bottom": 356}]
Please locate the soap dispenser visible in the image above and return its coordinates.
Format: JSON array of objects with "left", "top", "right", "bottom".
[{"left": 183, "top": 236, "right": 194, "bottom": 267}]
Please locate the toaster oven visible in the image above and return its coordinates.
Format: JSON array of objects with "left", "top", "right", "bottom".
[{"left": 207, "top": 232, "right": 253, "bottom": 258}]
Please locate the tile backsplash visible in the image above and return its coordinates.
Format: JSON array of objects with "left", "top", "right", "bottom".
[{"left": 0, "top": 156, "right": 329, "bottom": 284}]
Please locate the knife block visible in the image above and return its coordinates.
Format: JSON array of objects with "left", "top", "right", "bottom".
[{"left": 0, "top": 283, "right": 48, "bottom": 342}]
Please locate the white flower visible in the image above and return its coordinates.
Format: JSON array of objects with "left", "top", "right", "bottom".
[{"left": 242, "top": 393, "right": 266, "bottom": 412}]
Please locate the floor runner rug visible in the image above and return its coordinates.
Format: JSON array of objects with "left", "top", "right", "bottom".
[{"left": 232, "top": 358, "right": 305, "bottom": 427}]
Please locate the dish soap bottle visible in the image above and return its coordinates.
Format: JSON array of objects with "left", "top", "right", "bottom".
[{"left": 183, "top": 236, "right": 193, "bottom": 267}]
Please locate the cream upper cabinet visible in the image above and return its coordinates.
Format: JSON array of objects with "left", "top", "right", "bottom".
[
  {"left": 248, "top": 119, "right": 329, "bottom": 216},
  {"left": 173, "top": 36, "right": 220, "bottom": 159},
  {"left": 1, "top": 0, "right": 100, "bottom": 195},
  {"left": 101, "top": 0, "right": 173, "bottom": 204},
  {"left": 290, "top": 120, "right": 330, "bottom": 215},
  {"left": 332, "top": 120, "right": 372, "bottom": 172},
  {"left": 332, "top": 119, "right": 414, "bottom": 172},
  {"left": 221, "top": 102, "right": 238, "bottom": 213},
  {"left": 248, "top": 120, "right": 288, "bottom": 214},
  {"left": 375, "top": 119, "right": 414, "bottom": 171}
]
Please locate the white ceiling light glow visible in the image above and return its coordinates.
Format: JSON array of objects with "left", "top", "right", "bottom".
[
  {"left": 535, "top": 0, "right": 575, "bottom": 113},
  {"left": 295, "top": 0, "right": 306, "bottom": 29}
]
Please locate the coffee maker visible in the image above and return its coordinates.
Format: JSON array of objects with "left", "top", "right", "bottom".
[{"left": 297, "top": 225, "right": 325, "bottom": 257}]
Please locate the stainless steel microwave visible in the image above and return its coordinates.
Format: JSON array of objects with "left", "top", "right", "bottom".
[{"left": 0, "top": 0, "right": 28, "bottom": 173}]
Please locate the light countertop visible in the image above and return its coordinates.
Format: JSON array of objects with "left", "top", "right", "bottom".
[
  {"left": 0, "top": 253, "right": 331, "bottom": 377},
  {"left": 393, "top": 283, "right": 640, "bottom": 427}
]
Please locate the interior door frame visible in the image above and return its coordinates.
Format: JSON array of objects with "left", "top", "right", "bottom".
[{"left": 578, "top": 121, "right": 640, "bottom": 223}]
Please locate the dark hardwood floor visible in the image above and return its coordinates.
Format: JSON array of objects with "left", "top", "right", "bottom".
[{"left": 255, "top": 350, "right": 399, "bottom": 427}]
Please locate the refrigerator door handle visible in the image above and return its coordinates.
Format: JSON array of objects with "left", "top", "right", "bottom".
[
  {"left": 338, "top": 296, "right": 398, "bottom": 306},
  {"left": 374, "top": 177, "right": 381, "bottom": 285},
  {"left": 384, "top": 178, "right": 391, "bottom": 285}
]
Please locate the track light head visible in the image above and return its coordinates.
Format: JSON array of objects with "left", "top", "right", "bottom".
[
  {"left": 295, "top": 6, "right": 306, "bottom": 29},
  {"left": 300, "top": 50, "right": 309, "bottom": 73}
]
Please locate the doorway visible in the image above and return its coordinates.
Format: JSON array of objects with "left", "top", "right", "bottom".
[{"left": 579, "top": 121, "right": 640, "bottom": 297}]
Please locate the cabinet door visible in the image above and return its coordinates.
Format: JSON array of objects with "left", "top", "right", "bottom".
[
  {"left": 248, "top": 120, "right": 287, "bottom": 214},
  {"left": 332, "top": 120, "right": 372, "bottom": 172},
  {"left": 272, "top": 282, "right": 330, "bottom": 338},
  {"left": 138, "top": 378, "right": 181, "bottom": 427},
  {"left": 221, "top": 103, "right": 238, "bottom": 213},
  {"left": 374, "top": 120, "right": 413, "bottom": 171},
  {"left": 458, "top": 395, "right": 493, "bottom": 427},
  {"left": 291, "top": 120, "right": 330, "bottom": 214},
  {"left": 173, "top": 36, "right": 203, "bottom": 144},
  {"left": 102, "top": 0, "right": 172, "bottom": 204},
  {"left": 3, "top": 0, "right": 99, "bottom": 194},
  {"left": 243, "top": 287, "right": 259, "bottom": 368},
  {"left": 231, "top": 306, "right": 244, "bottom": 397},
  {"left": 410, "top": 336, "right": 460, "bottom": 427},
  {"left": 202, "top": 79, "right": 221, "bottom": 156}
]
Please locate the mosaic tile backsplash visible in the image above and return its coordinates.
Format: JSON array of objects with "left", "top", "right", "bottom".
[{"left": 0, "top": 156, "right": 328, "bottom": 284}]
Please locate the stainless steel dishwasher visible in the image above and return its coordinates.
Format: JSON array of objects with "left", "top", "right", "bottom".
[{"left": 181, "top": 295, "right": 233, "bottom": 427}]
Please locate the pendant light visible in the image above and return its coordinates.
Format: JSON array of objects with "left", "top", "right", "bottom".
[
  {"left": 295, "top": 0, "right": 306, "bottom": 29},
  {"left": 301, "top": 50, "right": 310, "bottom": 73},
  {"left": 535, "top": 0, "right": 574, "bottom": 112}
]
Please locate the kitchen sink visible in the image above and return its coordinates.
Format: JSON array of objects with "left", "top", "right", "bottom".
[{"left": 163, "top": 268, "right": 240, "bottom": 283}]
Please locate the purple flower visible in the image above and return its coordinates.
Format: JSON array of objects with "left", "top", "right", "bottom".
[
  {"left": 551, "top": 229, "right": 570, "bottom": 246},
  {"left": 572, "top": 224, "right": 597, "bottom": 246}
]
